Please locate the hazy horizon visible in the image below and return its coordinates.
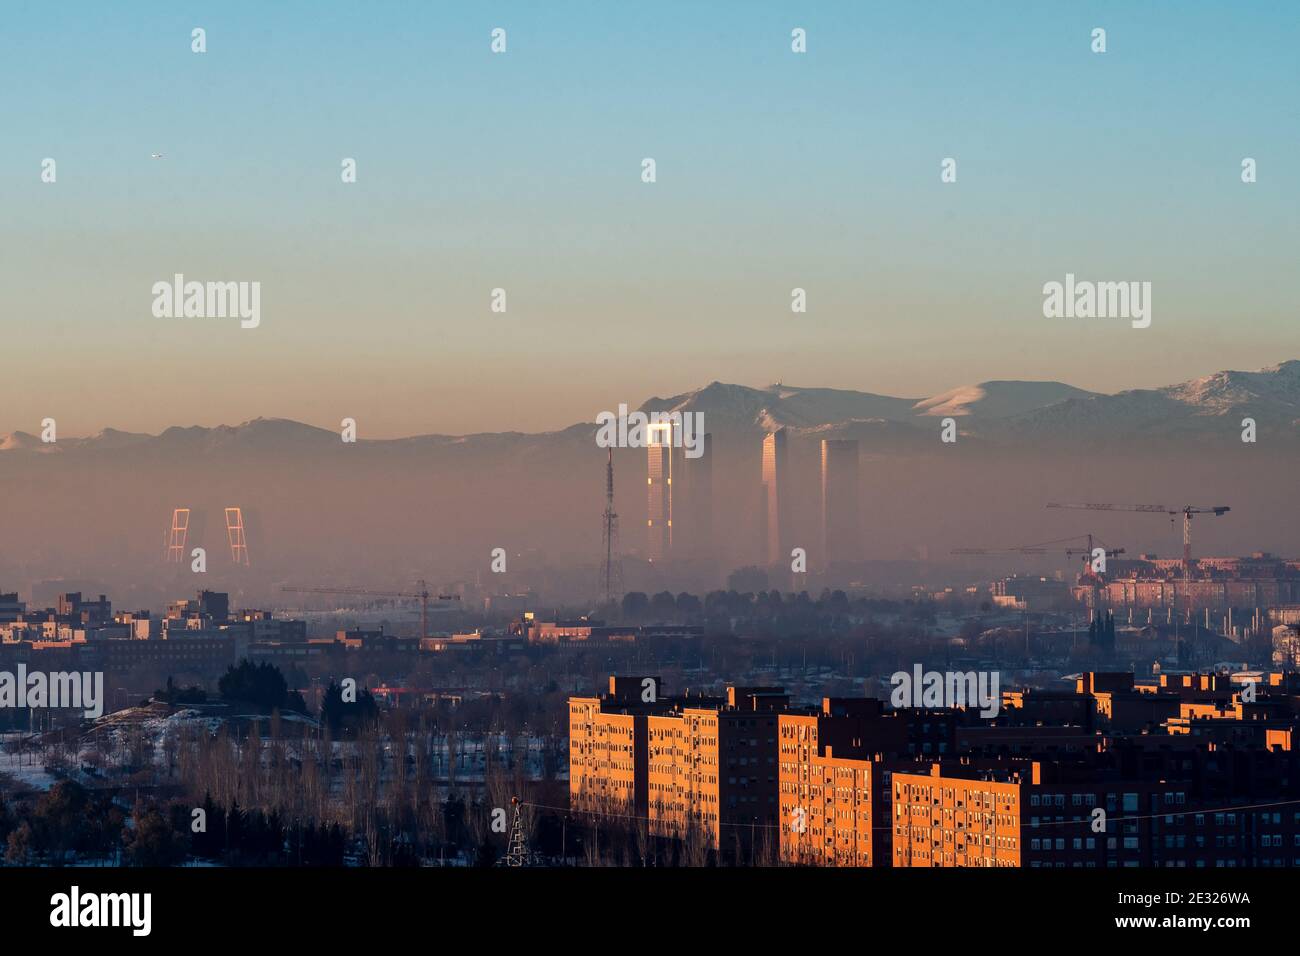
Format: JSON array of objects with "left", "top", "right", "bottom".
[
  {"left": 2, "top": 355, "right": 1296, "bottom": 439},
  {"left": 2, "top": 1, "right": 1296, "bottom": 600}
]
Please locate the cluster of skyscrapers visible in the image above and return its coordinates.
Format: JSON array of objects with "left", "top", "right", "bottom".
[{"left": 646, "top": 428, "right": 861, "bottom": 571}]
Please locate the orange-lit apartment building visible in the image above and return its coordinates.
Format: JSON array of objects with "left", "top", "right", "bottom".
[
  {"left": 777, "top": 698, "right": 907, "bottom": 867},
  {"left": 569, "top": 676, "right": 672, "bottom": 819},
  {"left": 569, "top": 677, "right": 786, "bottom": 851},
  {"left": 892, "top": 747, "right": 1300, "bottom": 868},
  {"left": 574, "top": 670, "right": 1300, "bottom": 867},
  {"left": 892, "top": 763, "right": 1028, "bottom": 867},
  {"left": 646, "top": 686, "right": 788, "bottom": 852}
]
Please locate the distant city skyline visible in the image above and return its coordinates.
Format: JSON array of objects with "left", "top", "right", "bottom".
[
  {"left": 2, "top": 1, "right": 1296, "bottom": 437},
  {"left": 6, "top": 0, "right": 1300, "bottom": 909}
]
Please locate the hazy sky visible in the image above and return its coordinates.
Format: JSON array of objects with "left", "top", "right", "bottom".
[{"left": 2, "top": 1, "right": 1296, "bottom": 437}]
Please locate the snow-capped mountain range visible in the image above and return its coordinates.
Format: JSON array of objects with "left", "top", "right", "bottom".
[{"left": 2, "top": 361, "right": 1298, "bottom": 454}]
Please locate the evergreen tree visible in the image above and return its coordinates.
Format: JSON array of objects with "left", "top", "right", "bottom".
[
  {"left": 226, "top": 799, "right": 243, "bottom": 858},
  {"left": 217, "top": 660, "right": 306, "bottom": 712},
  {"left": 320, "top": 681, "right": 380, "bottom": 734},
  {"left": 124, "top": 803, "right": 187, "bottom": 866}
]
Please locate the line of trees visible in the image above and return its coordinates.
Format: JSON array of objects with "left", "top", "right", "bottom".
[
  {"left": 188, "top": 794, "right": 347, "bottom": 866},
  {"left": 1, "top": 781, "right": 122, "bottom": 865}
]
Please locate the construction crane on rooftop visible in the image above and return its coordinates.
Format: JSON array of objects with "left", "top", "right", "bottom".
[
  {"left": 280, "top": 579, "right": 459, "bottom": 640},
  {"left": 1045, "top": 503, "right": 1230, "bottom": 582}
]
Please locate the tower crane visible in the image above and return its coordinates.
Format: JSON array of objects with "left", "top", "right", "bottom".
[
  {"left": 953, "top": 533, "right": 1124, "bottom": 575},
  {"left": 1045, "top": 503, "right": 1229, "bottom": 582},
  {"left": 280, "top": 579, "right": 459, "bottom": 640}
]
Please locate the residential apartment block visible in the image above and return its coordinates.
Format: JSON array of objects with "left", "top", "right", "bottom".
[{"left": 573, "top": 669, "right": 1300, "bottom": 867}]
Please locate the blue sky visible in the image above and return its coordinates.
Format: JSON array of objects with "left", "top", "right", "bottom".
[{"left": 1, "top": 1, "right": 1296, "bottom": 435}]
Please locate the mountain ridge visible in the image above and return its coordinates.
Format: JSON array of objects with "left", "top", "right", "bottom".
[{"left": 3, "top": 361, "right": 1297, "bottom": 452}]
